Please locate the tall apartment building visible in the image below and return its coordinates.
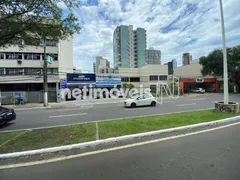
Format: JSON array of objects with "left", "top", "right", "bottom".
[
  {"left": 172, "top": 59, "right": 177, "bottom": 69},
  {"left": 113, "top": 25, "right": 146, "bottom": 70},
  {"left": 145, "top": 48, "right": 161, "bottom": 64},
  {"left": 0, "top": 38, "right": 73, "bottom": 93},
  {"left": 94, "top": 56, "right": 114, "bottom": 74},
  {"left": 182, "top": 53, "right": 192, "bottom": 66}
]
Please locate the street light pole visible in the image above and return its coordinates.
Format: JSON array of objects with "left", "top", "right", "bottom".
[
  {"left": 43, "top": 39, "right": 48, "bottom": 107},
  {"left": 219, "top": 0, "right": 229, "bottom": 104}
]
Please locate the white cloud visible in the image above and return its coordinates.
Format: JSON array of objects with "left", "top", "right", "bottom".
[{"left": 72, "top": 0, "right": 240, "bottom": 72}]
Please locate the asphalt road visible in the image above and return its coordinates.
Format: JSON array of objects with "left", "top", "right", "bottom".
[
  {"left": 1, "top": 122, "right": 240, "bottom": 180},
  {"left": 1, "top": 94, "right": 240, "bottom": 131}
]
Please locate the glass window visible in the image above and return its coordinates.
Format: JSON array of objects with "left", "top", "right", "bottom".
[
  {"left": 159, "top": 75, "right": 167, "bottom": 81},
  {"left": 6, "top": 68, "right": 24, "bottom": 75},
  {"left": 33, "top": 53, "right": 41, "bottom": 60},
  {"left": 46, "top": 40, "right": 57, "bottom": 47},
  {"left": 25, "top": 68, "right": 42, "bottom": 75},
  {"left": 149, "top": 75, "right": 158, "bottom": 81},
  {"left": 47, "top": 68, "right": 58, "bottom": 75},
  {"left": 121, "top": 77, "right": 129, "bottom": 82},
  {"left": 0, "top": 53, "right": 4, "bottom": 59},
  {"left": 24, "top": 53, "right": 33, "bottom": 60},
  {"left": 130, "top": 77, "right": 140, "bottom": 82},
  {"left": 0, "top": 68, "right": 4, "bottom": 75},
  {"left": 6, "top": 53, "right": 14, "bottom": 59}
]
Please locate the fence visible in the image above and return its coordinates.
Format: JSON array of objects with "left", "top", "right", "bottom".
[{"left": 0, "top": 90, "right": 57, "bottom": 105}]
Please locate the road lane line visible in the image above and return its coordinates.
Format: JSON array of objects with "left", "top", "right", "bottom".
[
  {"left": 2, "top": 121, "right": 240, "bottom": 169},
  {"left": 164, "top": 101, "right": 174, "bottom": 103},
  {"left": 190, "top": 98, "right": 205, "bottom": 101},
  {"left": 177, "top": 103, "right": 196, "bottom": 107},
  {"left": 49, "top": 113, "right": 87, "bottom": 118},
  {"left": 55, "top": 108, "right": 91, "bottom": 112}
]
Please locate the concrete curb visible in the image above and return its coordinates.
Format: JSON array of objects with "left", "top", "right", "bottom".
[{"left": 1, "top": 115, "right": 240, "bottom": 159}]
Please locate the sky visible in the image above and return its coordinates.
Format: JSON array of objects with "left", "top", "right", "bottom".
[{"left": 69, "top": 0, "right": 240, "bottom": 72}]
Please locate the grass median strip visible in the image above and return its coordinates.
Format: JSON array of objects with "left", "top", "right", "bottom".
[
  {"left": 0, "top": 123, "right": 96, "bottom": 154},
  {"left": 0, "top": 109, "right": 240, "bottom": 154}
]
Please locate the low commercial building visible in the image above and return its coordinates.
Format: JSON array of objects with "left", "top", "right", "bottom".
[
  {"left": 0, "top": 38, "right": 73, "bottom": 104},
  {"left": 174, "top": 60, "right": 219, "bottom": 94},
  {"left": 119, "top": 64, "right": 168, "bottom": 93}
]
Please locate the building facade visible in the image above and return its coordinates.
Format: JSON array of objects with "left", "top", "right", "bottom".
[
  {"left": 145, "top": 48, "right": 161, "bottom": 64},
  {"left": 119, "top": 64, "right": 168, "bottom": 93},
  {"left": 182, "top": 53, "right": 192, "bottom": 66},
  {"left": 94, "top": 56, "right": 114, "bottom": 74},
  {"left": 172, "top": 59, "right": 177, "bottom": 69},
  {"left": 113, "top": 25, "right": 146, "bottom": 70},
  {"left": 0, "top": 38, "right": 73, "bottom": 103}
]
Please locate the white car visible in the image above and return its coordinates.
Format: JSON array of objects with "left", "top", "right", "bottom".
[
  {"left": 124, "top": 94, "right": 157, "bottom": 108},
  {"left": 190, "top": 88, "right": 206, "bottom": 93}
]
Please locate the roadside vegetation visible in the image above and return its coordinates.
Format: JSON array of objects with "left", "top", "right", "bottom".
[{"left": 0, "top": 109, "right": 239, "bottom": 154}]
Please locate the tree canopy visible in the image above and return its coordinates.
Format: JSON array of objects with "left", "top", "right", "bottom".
[
  {"left": 199, "top": 45, "right": 240, "bottom": 90},
  {"left": 0, "top": 0, "right": 80, "bottom": 46}
]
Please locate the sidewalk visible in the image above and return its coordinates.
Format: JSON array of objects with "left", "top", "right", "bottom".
[{"left": 2, "top": 98, "right": 127, "bottom": 110}]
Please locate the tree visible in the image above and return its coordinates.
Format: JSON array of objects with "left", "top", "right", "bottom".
[
  {"left": 122, "top": 83, "right": 135, "bottom": 89},
  {"left": 199, "top": 46, "right": 240, "bottom": 92},
  {"left": 0, "top": 0, "right": 80, "bottom": 107},
  {"left": 0, "top": 0, "right": 80, "bottom": 47}
]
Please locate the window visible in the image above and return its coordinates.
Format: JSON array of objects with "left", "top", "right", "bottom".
[
  {"left": 33, "top": 53, "right": 41, "bottom": 60},
  {"left": 5, "top": 53, "right": 22, "bottom": 60},
  {"left": 130, "top": 77, "right": 140, "bottom": 82},
  {"left": 6, "top": 68, "right": 24, "bottom": 75},
  {"left": 121, "top": 77, "right": 129, "bottom": 82},
  {"left": 46, "top": 40, "right": 57, "bottom": 47},
  {"left": 24, "top": 53, "right": 33, "bottom": 60},
  {"left": 25, "top": 68, "right": 42, "bottom": 75},
  {"left": 101, "top": 69, "right": 105, "bottom": 73},
  {"left": 47, "top": 68, "right": 58, "bottom": 75},
  {"left": 0, "top": 53, "right": 4, "bottom": 59},
  {"left": 0, "top": 68, "right": 4, "bottom": 75},
  {"left": 159, "top": 75, "right": 167, "bottom": 81},
  {"left": 149, "top": 75, "right": 158, "bottom": 81}
]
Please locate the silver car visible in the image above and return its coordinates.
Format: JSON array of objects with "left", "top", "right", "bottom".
[{"left": 190, "top": 88, "right": 206, "bottom": 93}]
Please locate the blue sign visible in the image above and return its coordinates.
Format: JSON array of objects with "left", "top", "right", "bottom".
[
  {"left": 96, "top": 74, "right": 121, "bottom": 86},
  {"left": 67, "top": 73, "right": 96, "bottom": 85},
  {"left": 60, "top": 79, "right": 67, "bottom": 89}
]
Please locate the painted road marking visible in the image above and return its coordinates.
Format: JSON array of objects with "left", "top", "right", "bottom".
[
  {"left": 164, "top": 101, "right": 174, "bottom": 103},
  {"left": 190, "top": 98, "right": 205, "bottom": 101},
  {"left": 55, "top": 107, "right": 91, "bottom": 112},
  {"left": 177, "top": 103, "right": 196, "bottom": 107},
  {"left": 49, "top": 113, "right": 87, "bottom": 118}
]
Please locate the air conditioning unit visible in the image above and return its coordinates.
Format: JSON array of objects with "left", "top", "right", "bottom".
[{"left": 17, "top": 59, "right": 22, "bottom": 64}]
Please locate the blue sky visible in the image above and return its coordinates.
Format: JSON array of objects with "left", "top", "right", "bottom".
[{"left": 69, "top": 0, "right": 240, "bottom": 72}]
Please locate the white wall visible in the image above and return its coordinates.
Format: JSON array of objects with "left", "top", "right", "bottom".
[{"left": 58, "top": 37, "right": 73, "bottom": 79}]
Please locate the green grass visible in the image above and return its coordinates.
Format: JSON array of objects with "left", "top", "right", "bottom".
[
  {"left": 0, "top": 109, "right": 240, "bottom": 154},
  {"left": 99, "top": 110, "right": 240, "bottom": 139},
  {"left": 0, "top": 123, "right": 96, "bottom": 154}
]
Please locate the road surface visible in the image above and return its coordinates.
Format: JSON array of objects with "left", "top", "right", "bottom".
[
  {"left": 1, "top": 94, "right": 240, "bottom": 131},
  {"left": 1, "top": 122, "right": 240, "bottom": 180}
]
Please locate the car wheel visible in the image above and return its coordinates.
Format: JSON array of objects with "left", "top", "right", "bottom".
[
  {"left": 151, "top": 101, "right": 156, "bottom": 106},
  {"left": 131, "top": 103, "right": 136, "bottom": 108},
  {"left": 0, "top": 122, "right": 6, "bottom": 126}
]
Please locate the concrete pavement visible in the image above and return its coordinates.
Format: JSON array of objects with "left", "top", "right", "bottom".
[
  {"left": 1, "top": 121, "right": 240, "bottom": 180},
  {"left": 1, "top": 94, "right": 240, "bottom": 131}
]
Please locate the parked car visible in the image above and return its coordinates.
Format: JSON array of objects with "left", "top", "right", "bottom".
[
  {"left": 190, "top": 88, "right": 206, "bottom": 93},
  {"left": 0, "top": 107, "right": 16, "bottom": 126},
  {"left": 124, "top": 94, "right": 157, "bottom": 108}
]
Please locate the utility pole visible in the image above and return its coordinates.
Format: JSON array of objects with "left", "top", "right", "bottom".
[
  {"left": 219, "top": 0, "right": 229, "bottom": 104},
  {"left": 43, "top": 39, "right": 48, "bottom": 107}
]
